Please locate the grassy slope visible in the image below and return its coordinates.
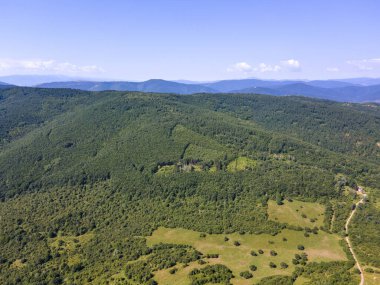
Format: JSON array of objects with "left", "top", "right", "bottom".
[
  {"left": 267, "top": 200, "right": 325, "bottom": 228},
  {"left": 147, "top": 226, "right": 346, "bottom": 284}
]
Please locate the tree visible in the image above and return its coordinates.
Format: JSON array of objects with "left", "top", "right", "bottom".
[
  {"left": 276, "top": 191, "right": 284, "bottom": 205},
  {"left": 269, "top": 262, "right": 277, "bottom": 268},
  {"left": 280, "top": 262, "right": 288, "bottom": 269}
]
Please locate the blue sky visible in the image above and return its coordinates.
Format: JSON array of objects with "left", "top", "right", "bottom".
[{"left": 1, "top": 0, "right": 380, "bottom": 80}]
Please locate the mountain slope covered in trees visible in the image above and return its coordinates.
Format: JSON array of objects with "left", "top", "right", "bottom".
[{"left": 0, "top": 87, "right": 379, "bottom": 284}]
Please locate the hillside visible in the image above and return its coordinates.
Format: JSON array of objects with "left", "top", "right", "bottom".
[
  {"left": 0, "top": 87, "right": 379, "bottom": 284},
  {"left": 232, "top": 83, "right": 380, "bottom": 102},
  {"left": 33, "top": 78, "right": 380, "bottom": 102},
  {"left": 37, "top": 79, "right": 216, "bottom": 94},
  {"left": 0, "top": 81, "right": 13, "bottom": 89}
]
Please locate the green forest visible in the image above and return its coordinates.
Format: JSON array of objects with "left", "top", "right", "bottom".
[{"left": 0, "top": 87, "right": 379, "bottom": 284}]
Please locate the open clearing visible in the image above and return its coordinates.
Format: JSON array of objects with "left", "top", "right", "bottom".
[
  {"left": 267, "top": 200, "right": 325, "bottom": 228},
  {"left": 227, "top": 157, "right": 257, "bottom": 172},
  {"left": 147, "top": 227, "right": 346, "bottom": 285},
  {"left": 363, "top": 267, "right": 380, "bottom": 285}
]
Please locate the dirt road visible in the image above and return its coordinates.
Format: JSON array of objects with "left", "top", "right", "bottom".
[{"left": 345, "top": 196, "right": 365, "bottom": 285}]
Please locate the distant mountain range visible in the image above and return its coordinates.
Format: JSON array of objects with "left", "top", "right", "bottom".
[
  {"left": 37, "top": 79, "right": 216, "bottom": 94},
  {"left": 231, "top": 82, "right": 380, "bottom": 102},
  {"left": 0, "top": 75, "right": 91, "bottom": 86},
  {"left": 1, "top": 75, "right": 380, "bottom": 102},
  {"left": 0, "top": 81, "right": 14, "bottom": 89}
]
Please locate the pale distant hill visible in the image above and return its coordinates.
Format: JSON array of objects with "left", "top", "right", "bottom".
[
  {"left": 232, "top": 83, "right": 380, "bottom": 102},
  {"left": 0, "top": 75, "right": 376, "bottom": 102},
  {"left": 37, "top": 79, "right": 217, "bottom": 94}
]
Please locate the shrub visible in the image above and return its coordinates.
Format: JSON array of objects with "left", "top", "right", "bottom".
[
  {"left": 206, "top": 254, "right": 219, "bottom": 258},
  {"left": 297, "top": 245, "right": 305, "bottom": 250},
  {"left": 280, "top": 262, "right": 288, "bottom": 269},
  {"left": 240, "top": 271, "right": 253, "bottom": 279},
  {"left": 234, "top": 241, "right": 241, "bottom": 246},
  {"left": 249, "top": 265, "right": 257, "bottom": 271},
  {"left": 269, "top": 262, "right": 277, "bottom": 268},
  {"left": 270, "top": 250, "right": 277, "bottom": 256}
]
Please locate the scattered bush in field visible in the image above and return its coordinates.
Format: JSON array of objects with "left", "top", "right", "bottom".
[
  {"left": 240, "top": 271, "right": 253, "bottom": 279},
  {"left": 270, "top": 250, "right": 277, "bottom": 256},
  {"left": 280, "top": 262, "right": 288, "bottom": 269},
  {"left": 249, "top": 265, "right": 257, "bottom": 271},
  {"left": 269, "top": 262, "right": 277, "bottom": 268}
]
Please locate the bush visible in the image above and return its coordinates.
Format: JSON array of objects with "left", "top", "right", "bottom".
[
  {"left": 269, "top": 262, "right": 277, "bottom": 268},
  {"left": 280, "top": 262, "right": 288, "bottom": 269},
  {"left": 234, "top": 241, "right": 241, "bottom": 246},
  {"left": 250, "top": 250, "right": 258, "bottom": 256},
  {"left": 297, "top": 245, "right": 305, "bottom": 250},
  {"left": 270, "top": 250, "right": 277, "bottom": 256},
  {"left": 249, "top": 265, "right": 257, "bottom": 271},
  {"left": 206, "top": 253, "right": 219, "bottom": 258},
  {"left": 258, "top": 249, "right": 264, "bottom": 254},
  {"left": 240, "top": 271, "right": 253, "bottom": 279}
]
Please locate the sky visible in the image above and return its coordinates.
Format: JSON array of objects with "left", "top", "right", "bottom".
[{"left": 0, "top": 0, "right": 380, "bottom": 81}]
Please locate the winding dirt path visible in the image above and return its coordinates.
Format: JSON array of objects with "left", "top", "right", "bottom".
[{"left": 345, "top": 196, "right": 365, "bottom": 285}]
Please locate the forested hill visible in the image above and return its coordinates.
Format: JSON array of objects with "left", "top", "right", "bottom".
[
  {"left": 0, "top": 87, "right": 379, "bottom": 200},
  {"left": 0, "top": 87, "right": 379, "bottom": 284},
  {"left": 0, "top": 81, "right": 13, "bottom": 89}
]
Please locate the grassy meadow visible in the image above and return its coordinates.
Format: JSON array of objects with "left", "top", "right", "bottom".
[
  {"left": 147, "top": 226, "right": 346, "bottom": 285},
  {"left": 267, "top": 200, "right": 325, "bottom": 228}
]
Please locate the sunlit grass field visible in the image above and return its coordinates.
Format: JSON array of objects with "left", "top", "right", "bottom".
[
  {"left": 267, "top": 200, "right": 325, "bottom": 228},
  {"left": 147, "top": 226, "right": 346, "bottom": 284}
]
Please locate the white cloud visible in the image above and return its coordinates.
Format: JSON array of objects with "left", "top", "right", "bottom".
[
  {"left": 326, "top": 67, "right": 340, "bottom": 72},
  {"left": 227, "top": 62, "right": 253, "bottom": 73},
  {"left": 281, "top": 59, "right": 301, "bottom": 71},
  {"left": 227, "top": 59, "right": 300, "bottom": 74},
  {"left": 0, "top": 58, "right": 104, "bottom": 74},
  {"left": 347, "top": 58, "right": 380, "bottom": 70},
  {"left": 256, "top": 63, "right": 281, "bottom": 72}
]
